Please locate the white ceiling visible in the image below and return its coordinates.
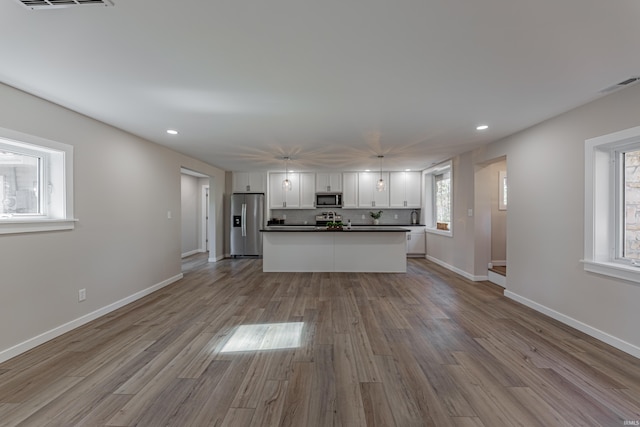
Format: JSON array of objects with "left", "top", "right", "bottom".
[{"left": 1, "top": 0, "right": 640, "bottom": 172}]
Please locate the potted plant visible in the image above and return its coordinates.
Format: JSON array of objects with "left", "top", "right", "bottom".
[
  {"left": 369, "top": 210, "right": 383, "bottom": 225},
  {"left": 326, "top": 221, "right": 343, "bottom": 230}
]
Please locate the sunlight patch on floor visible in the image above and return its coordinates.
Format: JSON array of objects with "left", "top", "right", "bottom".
[{"left": 220, "top": 322, "right": 304, "bottom": 352}]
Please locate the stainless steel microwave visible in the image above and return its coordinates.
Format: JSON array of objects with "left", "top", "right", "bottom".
[{"left": 315, "top": 192, "right": 343, "bottom": 208}]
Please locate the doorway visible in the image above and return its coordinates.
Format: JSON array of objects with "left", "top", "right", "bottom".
[
  {"left": 474, "top": 157, "right": 507, "bottom": 287},
  {"left": 180, "top": 167, "right": 212, "bottom": 263}
]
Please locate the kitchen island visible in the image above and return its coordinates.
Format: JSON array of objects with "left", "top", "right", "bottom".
[{"left": 260, "top": 226, "right": 410, "bottom": 272}]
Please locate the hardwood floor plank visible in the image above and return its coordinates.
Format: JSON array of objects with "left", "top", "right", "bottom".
[
  {"left": 447, "top": 364, "right": 529, "bottom": 427},
  {"left": 360, "top": 382, "right": 396, "bottom": 427},
  {"left": 306, "top": 345, "right": 338, "bottom": 427},
  {"left": 452, "top": 351, "right": 563, "bottom": 427},
  {"left": 0, "top": 376, "right": 84, "bottom": 427},
  {"left": 475, "top": 335, "right": 631, "bottom": 426},
  {"left": 278, "top": 361, "right": 313, "bottom": 427},
  {"left": 451, "top": 416, "right": 487, "bottom": 427},
  {"left": 113, "top": 322, "right": 208, "bottom": 395},
  {"left": 0, "top": 350, "right": 86, "bottom": 403},
  {"left": 0, "top": 255, "right": 638, "bottom": 426},
  {"left": 231, "top": 352, "right": 274, "bottom": 409},
  {"left": 158, "top": 359, "right": 232, "bottom": 425},
  {"left": 375, "top": 355, "right": 429, "bottom": 427},
  {"left": 72, "top": 394, "right": 132, "bottom": 427},
  {"left": 334, "top": 334, "right": 367, "bottom": 426},
  {"left": 220, "top": 407, "right": 256, "bottom": 427},
  {"left": 293, "top": 308, "right": 317, "bottom": 363},
  {"left": 507, "top": 386, "right": 576, "bottom": 427},
  {"left": 250, "top": 380, "right": 288, "bottom": 427},
  {"left": 188, "top": 354, "right": 254, "bottom": 426}
]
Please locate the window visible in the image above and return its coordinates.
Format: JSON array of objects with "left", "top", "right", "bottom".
[
  {"left": 435, "top": 171, "right": 451, "bottom": 227},
  {"left": 499, "top": 170, "right": 507, "bottom": 210},
  {"left": 0, "top": 150, "right": 42, "bottom": 216},
  {"left": 0, "top": 127, "right": 75, "bottom": 234},
  {"left": 584, "top": 124, "right": 640, "bottom": 284},
  {"left": 623, "top": 149, "right": 640, "bottom": 261},
  {"left": 424, "top": 160, "right": 453, "bottom": 236}
]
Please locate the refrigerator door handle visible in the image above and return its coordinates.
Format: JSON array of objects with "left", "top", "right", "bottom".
[{"left": 241, "top": 203, "right": 247, "bottom": 237}]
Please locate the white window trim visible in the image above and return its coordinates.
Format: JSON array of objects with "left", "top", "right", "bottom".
[
  {"left": 0, "top": 127, "right": 77, "bottom": 235},
  {"left": 424, "top": 159, "right": 453, "bottom": 237},
  {"left": 584, "top": 124, "right": 640, "bottom": 285}
]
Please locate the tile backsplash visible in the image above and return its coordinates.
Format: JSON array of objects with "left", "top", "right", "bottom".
[{"left": 270, "top": 208, "right": 421, "bottom": 225}]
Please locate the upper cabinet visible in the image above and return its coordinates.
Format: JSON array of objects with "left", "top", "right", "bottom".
[
  {"left": 232, "top": 172, "right": 267, "bottom": 193},
  {"left": 358, "top": 172, "right": 389, "bottom": 208},
  {"left": 269, "top": 172, "right": 299, "bottom": 208},
  {"left": 342, "top": 172, "right": 358, "bottom": 208},
  {"left": 389, "top": 171, "right": 422, "bottom": 208},
  {"left": 268, "top": 172, "right": 315, "bottom": 209},
  {"left": 315, "top": 172, "right": 342, "bottom": 193},
  {"left": 265, "top": 170, "right": 420, "bottom": 210},
  {"left": 299, "top": 172, "right": 316, "bottom": 209}
]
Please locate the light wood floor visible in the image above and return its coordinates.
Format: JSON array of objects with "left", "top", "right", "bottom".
[{"left": 1, "top": 255, "right": 639, "bottom": 426}]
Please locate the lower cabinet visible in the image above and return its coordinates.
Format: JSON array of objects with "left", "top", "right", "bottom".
[{"left": 405, "top": 226, "right": 426, "bottom": 256}]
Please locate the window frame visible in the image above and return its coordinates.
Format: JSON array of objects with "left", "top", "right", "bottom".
[
  {"left": 424, "top": 160, "right": 453, "bottom": 237},
  {"left": 584, "top": 124, "right": 640, "bottom": 284},
  {"left": 0, "top": 127, "right": 76, "bottom": 235}
]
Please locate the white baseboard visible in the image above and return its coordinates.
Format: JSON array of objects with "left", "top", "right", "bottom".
[
  {"left": 181, "top": 249, "right": 205, "bottom": 258},
  {"left": 489, "top": 260, "right": 507, "bottom": 267},
  {"left": 504, "top": 290, "right": 640, "bottom": 359},
  {"left": 0, "top": 273, "right": 184, "bottom": 364},
  {"left": 426, "top": 255, "right": 488, "bottom": 282},
  {"left": 209, "top": 255, "right": 224, "bottom": 262},
  {"left": 488, "top": 270, "right": 506, "bottom": 288}
]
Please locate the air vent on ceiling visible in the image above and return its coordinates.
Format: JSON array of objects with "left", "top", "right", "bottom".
[
  {"left": 600, "top": 77, "right": 640, "bottom": 94},
  {"left": 16, "top": 0, "right": 113, "bottom": 10}
]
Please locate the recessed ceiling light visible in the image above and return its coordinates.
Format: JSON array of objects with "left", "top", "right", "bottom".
[
  {"left": 476, "top": 125, "right": 489, "bottom": 131},
  {"left": 365, "top": 169, "right": 371, "bottom": 172},
  {"left": 166, "top": 129, "right": 178, "bottom": 135},
  {"left": 405, "top": 169, "right": 411, "bottom": 172}
]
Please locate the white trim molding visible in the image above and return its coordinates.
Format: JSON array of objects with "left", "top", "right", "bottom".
[
  {"left": 584, "top": 125, "right": 640, "bottom": 285},
  {"left": 505, "top": 290, "right": 640, "bottom": 359},
  {"left": 427, "top": 255, "right": 488, "bottom": 282},
  {"left": 0, "top": 273, "right": 183, "bottom": 364}
]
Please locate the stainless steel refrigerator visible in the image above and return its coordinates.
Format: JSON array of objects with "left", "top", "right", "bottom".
[{"left": 230, "top": 193, "right": 264, "bottom": 257}]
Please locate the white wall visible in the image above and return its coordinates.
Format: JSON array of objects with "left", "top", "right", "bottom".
[
  {"left": 181, "top": 174, "right": 199, "bottom": 256},
  {"left": 425, "top": 84, "right": 640, "bottom": 356},
  {"left": 0, "top": 83, "right": 226, "bottom": 362},
  {"left": 490, "top": 160, "right": 507, "bottom": 262},
  {"left": 426, "top": 151, "right": 480, "bottom": 280},
  {"left": 476, "top": 85, "right": 640, "bottom": 356}
]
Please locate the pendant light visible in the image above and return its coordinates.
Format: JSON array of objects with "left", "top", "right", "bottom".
[
  {"left": 376, "top": 155, "right": 386, "bottom": 192},
  {"left": 282, "top": 156, "right": 292, "bottom": 191}
]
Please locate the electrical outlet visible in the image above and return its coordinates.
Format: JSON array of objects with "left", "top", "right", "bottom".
[
  {"left": 394, "top": 214, "right": 398, "bottom": 219},
  {"left": 78, "top": 288, "right": 86, "bottom": 302},
  {"left": 361, "top": 214, "right": 365, "bottom": 219},
  {"left": 282, "top": 214, "right": 287, "bottom": 219},
  {"left": 167, "top": 210, "right": 172, "bottom": 219}
]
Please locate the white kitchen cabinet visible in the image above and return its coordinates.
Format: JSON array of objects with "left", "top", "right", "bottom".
[
  {"left": 342, "top": 172, "right": 358, "bottom": 208},
  {"left": 315, "top": 172, "right": 342, "bottom": 193},
  {"left": 389, "top": 171, "right": 422, "bottom": 208},
  {"left": 269, "top": 172, "right": 300, "bottom": 208},
  {"left": 269, "top": 172, "right": 315, "bottom": 209},
  {"left": 358, "top": 172, "right": 389, "bottom": 208},
  {"left": 299, "top": 172, "right": 316, "bottom": 208},
  {"left": 405, "top": 226, "right": 426, "bottom": 256},
  {"left": 232, "top": 172, "right": 266, "bottom": 193}
]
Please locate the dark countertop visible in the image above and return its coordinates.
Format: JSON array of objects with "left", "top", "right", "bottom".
[
  {"left": 266, "top": 223, "right": 425, "bottom": 227},
  {"left": 261, "top": 226, "right": 410, "bottom": 232}
]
